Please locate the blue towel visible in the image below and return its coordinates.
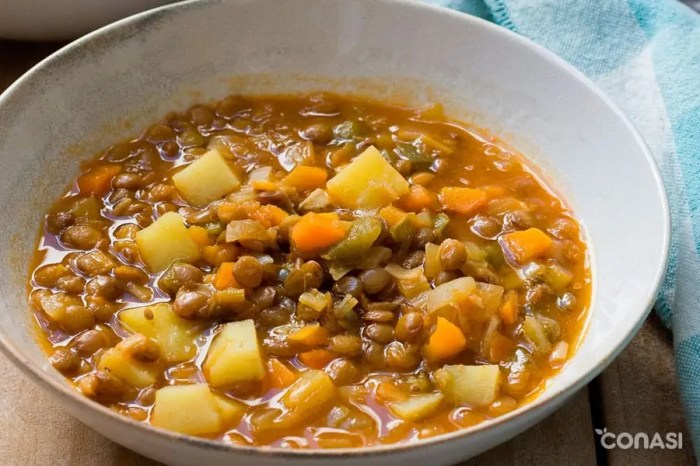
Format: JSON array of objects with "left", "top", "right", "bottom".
[{"left": 426, "top": 0, "right": 700, "bottom": 453}]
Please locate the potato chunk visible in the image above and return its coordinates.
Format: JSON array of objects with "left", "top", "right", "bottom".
[
  {"left": 425, "top": 276, "right": 476, "bottom": 313},
  {"left": 151, "top": 384, "right": 245, "bottom": 435},
  {"left": 388, "top": 392, "right": 444, "bottom": 421},
  {"left": 172, "top": 148, "right": 241, "bottom": 207},
  {"left": 203, "top": 320, "right": 265, "bottom": 388},
  {"left": 135, "top": 212, "right": 201, "bottom": 272},
  {"left": 119, "top": 303, "right": 201, "bottom": 363},
  {"left": 326, "top": 145, "right": 409, "bottom": 209},
  {"left": 435, "top": 364, "right": 500, "bottom": 407},
  {"left": 97, "top": 344, "right": 160, "bottom": 388}
]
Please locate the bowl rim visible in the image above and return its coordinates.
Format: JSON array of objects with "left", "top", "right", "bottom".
[{"left": 0, "top": 0, "right": 671, "bottom": 458}]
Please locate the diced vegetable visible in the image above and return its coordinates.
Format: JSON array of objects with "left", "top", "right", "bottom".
[
  {"left": 549, "top": 341, "right": 569, "bottom": 366},
  {"left": 424, "top": 243, "right": 442, "bottom": 279},
  {"left": 388, "top": 392, "right": 444, "bottom": 421},
  {"left": 251, "top": 180, "right": 279, "bottom": 191},
  {"left": 395, "top": 141, "right": 433, "bottom": 164},
  {"left": 358, "top": 246, "right": 392, "bottom": 269},
  {"left": 287, "top": 324, "right": 330, "bottom": 347},
  {"left": 439, "top": 187, "right": 488, "bottom": 216},
  {"left": 323, "top": 217, "right": 382, "bottom": 264},
  {"left": 298, "top": 188, "right": 331, "bottom": 211},
  {"left": 251, "top": 369, "right": 337, "bottom": 434},
  {"left": 188, "top": 225, "right": 210, "bottom": 247},
  {"left": 298, "top": 349, "right": 336, "bottom": 369},
  {"left": 499, "top": 228, "right": 553, "bottom": 264},
  {"left": 425, "top": 277, "right": 476, "bottom": 314},
  {"left": 433, "top": 212, "right": 450, "bottom": 233},
  {"left": 203, "top": 320, "right": 265, "bottom": 387},
  {"left": 327, "top": 145, "right": 409, "bottom": 209},
  {"left": 464, "top": 241, "right": 489, "bottom": 262},
  {"left": 332, "top": 294, "right": 359, "bottom": 319},
  {"left": 474, "top": 282, "right": 505, "bottom": 314},
  {"left": 385, "top": 264, "right": 430, "bottom": 299},
  {"left": 379, "top": 205, "right": 408, "bottom": 228},
  {"left": 216, "top": 288, "right": 246, "bottom": 307},
  {"left": 248, "top": 166, "right": 273, "bottom": 183},
  {"left": 376, "top": 381, "right": 409, "bottom": 403},
  {"left": 77, "top": 164, "right": 121, "bottom": 195},
  {"left": 151, "top": 384, "right": 245, "bottom": 435},
  {"left": 214, "top": 393, "right": 248, "bottom": 426},
  {"left": 282, "top": 165, "right": 328, "bottom": 191},
  {"left": 414, "top": 211, "right": 433, "bottom": 228},
  {"left": 135, "top": 212, "right": 201, "bottom": 272},
  {"left": 522, "top": 315, "right": 552, "bottom": 353},
  {"left": 542, "top": 262, "right": 574, "bottom": 291},
  {"left": 419, "top": 134, "right": 453, "bottom": 153},
  {"left": 434, "top": 364, "right": 500, "bottom": 407},
  {"left": 119, "top": 303, "right": 201, "bottom": 363},
  {"left": 397, "top": 184, "right": 434, "bottom": 212},
  {"left": 486, "top": 197, "right": 528, "bottom": 215},
  {"left": 334, "top": 120, "right": 367, "bottom": 139},
  {"left": 290, "top": 212, "right": 347, "bottom": 252},
  {"left": 214, "top": 262, "right": 239, "bottom": 290},
  {"left": 298, "top": 289, "right": 331, "bottom": 312},
  {"left": 225, "top": 219, "right": 268, "bottom": 244},
  {"left": 172, "top": 148, "right": 241, "bottom": 206},
  {"left": 250, "top": 204, "right": 289, "bottom": 227},
  {"left": 267, "top": 358, "right": 297, "bottom": 388},
  {"left": 97, "top": 344, "right": 160, "bottom": 388},
  {"left": 424, "top": 317, "right": 467, "bottom": 361},
  {"left": 499, "top": 290, "right": 519, "bottom": 325},
  {"left": 328, "top": 263, "right": 353, "bottom": 281},
  {"left": 389, "top": 212, "right": 417, "bottom": 243},
  {"left": 281, "top": 370, "right": 336, "bottom": 422},
  {"left": 500, "top": 268, "right": 525, "bottom": 290}
]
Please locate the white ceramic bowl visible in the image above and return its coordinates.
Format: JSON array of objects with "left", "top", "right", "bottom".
[{"left": 0, "top": 0, "right": 669, "bottom": 464}]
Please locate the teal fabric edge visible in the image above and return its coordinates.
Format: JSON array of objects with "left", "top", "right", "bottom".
[{"left": 481, "top": 0, "right": 519, "bottom": 32}]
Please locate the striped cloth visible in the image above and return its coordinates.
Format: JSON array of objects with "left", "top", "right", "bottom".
[{"left": 426, "top": 0, "right": 700, "bottom": 454}]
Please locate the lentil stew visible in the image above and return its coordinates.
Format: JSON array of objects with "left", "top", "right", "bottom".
[{"left": 28, "top": 93, "right": 590, "bottom": 448}]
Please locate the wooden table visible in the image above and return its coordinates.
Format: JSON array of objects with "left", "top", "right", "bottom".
[{"left": 0, "top": 40, "right": 695, "bottom": 466}]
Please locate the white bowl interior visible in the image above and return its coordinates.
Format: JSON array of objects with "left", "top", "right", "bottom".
[{"left": 0, "top": 1, "right": 668, "bottom": 464}]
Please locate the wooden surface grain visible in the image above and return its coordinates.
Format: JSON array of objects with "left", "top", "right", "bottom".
[{"left": 0, "top": 40, "right": 694, "bottom": 466}]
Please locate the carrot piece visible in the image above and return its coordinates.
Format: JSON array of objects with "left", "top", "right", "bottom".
[
  {"left": 290, "top": 212, "right": 347, "bottom": 251},
  {"left": 499, "top": 290, "right": 519, "bottom": 325},
  {"left": 488, "top": 331, "right": 517, "bottom": 363},
  {"left": 188, "top": 226, "right": 210, "bottom": 247},
  {"left": 424, "top": 316, "right": 467, "bottom": 362},
  {"left": 499, "top": 227, "right": 553, "bottom": 264},
  {"left": 217, "top": 202, "right": 244, "bottom": 223},
  {"left": 287, "top": 324, "right": 330, "bottom": 347},
  {"left": 376, "top": 381, "right": 409, "bottom": 403},
  {"left": 379, "top": 205, "right": 408, "bottom": 228},
  {"left": 438, "top": 187, "right": 488, "bottom": 216},
  {"left": 397, "top": 184, "right": 434, "bottom": 212},
  {"left": 214, "top": 262, "right": 239, "bottom": 290},
  {"left": 77, "top": 164, "right": 121, "bottom": 195},
  {"left": 251, "top": 180, "right": 279, "bottom": 191},
  {"left": 250, "top": 204, "right": 289, "bottom": 227},
  {"left": 298, "top": 349, "right": 336, "bottom": 369},
  {"left": 267, "top": 358, "right": 296, "bottom": 388},
  {"left": 282, "top": 165, "right": 328, "bottom": 192}
]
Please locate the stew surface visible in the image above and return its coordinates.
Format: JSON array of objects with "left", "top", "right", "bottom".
[{"left": 28, "top": 93, "right": 590, "bottom": 449}]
